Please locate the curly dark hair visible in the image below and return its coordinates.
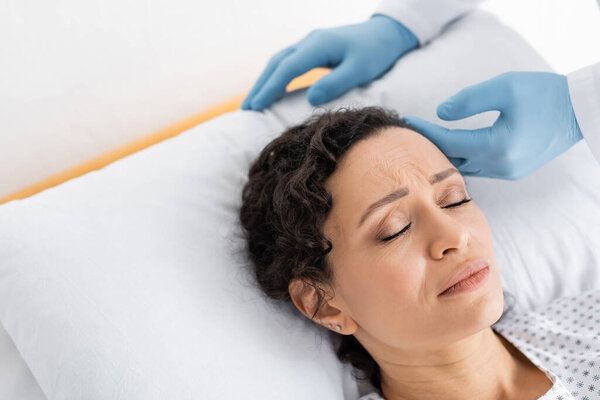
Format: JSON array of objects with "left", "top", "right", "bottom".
[{"left": 238, "top": 105, "right": 414, "bottom": 392}]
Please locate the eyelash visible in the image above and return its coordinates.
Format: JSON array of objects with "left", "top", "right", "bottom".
[{"left": 379, "top": 197, "right": 473, "bottom": 243}]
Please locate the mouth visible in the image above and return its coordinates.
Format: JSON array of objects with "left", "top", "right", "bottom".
[{"left": 437, "top": 259, "right": 490, "bottom": 297}]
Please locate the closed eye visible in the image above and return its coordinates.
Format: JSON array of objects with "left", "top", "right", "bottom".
[{"left": 379, "top": 197, "right": 472, "bottom": 242}]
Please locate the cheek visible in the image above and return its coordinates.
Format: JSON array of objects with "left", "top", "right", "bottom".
[
  {"left": 352, "top": 254, "right": 423, "bottom": 319},
  {"left": 377, "top": 255, "right": 423, "bottom": 296},
  {"left": 469, "top": 206, "right": 504, "bottom": 306},
  {"left": 471, "top": 206, "right": 496, "bottom": 250},
  {"left": 335, "top": 251, "right": 421, "bottom": 318},
  {"left": 350, "top": 257, "right": 433, "bottom": 347}
]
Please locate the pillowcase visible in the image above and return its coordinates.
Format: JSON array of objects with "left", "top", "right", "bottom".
[{"left": 1, "top": 9, "right": 599, "bottom": 399}]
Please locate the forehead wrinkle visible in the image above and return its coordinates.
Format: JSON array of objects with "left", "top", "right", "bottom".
[
  {"left": 327, "top": 143, "right": 429, "bottom": 241},
  {"left": 366, "top": 157, "right": 429, "bottom": 187}
]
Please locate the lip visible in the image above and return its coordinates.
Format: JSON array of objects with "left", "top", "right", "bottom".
[{"left": 437, "top": 259, "right": 490, "bottom": 297}]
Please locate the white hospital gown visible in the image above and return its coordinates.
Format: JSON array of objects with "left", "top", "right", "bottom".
[{"left": 358, "top": 289, "right": 600, "bottom": 400}]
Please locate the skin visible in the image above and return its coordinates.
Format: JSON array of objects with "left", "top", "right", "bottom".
[{"left": 288, "top": 127, "right": 553, "bottom": 400}]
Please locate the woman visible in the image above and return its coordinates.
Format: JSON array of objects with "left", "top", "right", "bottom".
[{"left": 238, "top": 106, "right": 599, "bottom": 400}]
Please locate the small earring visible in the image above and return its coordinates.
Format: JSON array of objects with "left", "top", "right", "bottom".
[{"left": 335, "top": 325, "right": 341, "bottom": 332}]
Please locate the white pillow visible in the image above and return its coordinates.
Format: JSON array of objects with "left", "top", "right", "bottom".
[{"left": 1, "top": 10, "right": 599, "bottom": 399}]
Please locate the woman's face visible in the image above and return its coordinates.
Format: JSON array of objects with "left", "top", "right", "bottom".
[{"left": 318, "top": 126, "right": 504, "bottom": 357}]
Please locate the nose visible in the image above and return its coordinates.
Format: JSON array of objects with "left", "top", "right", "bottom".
[{"left": 426, "top": 208, "right": 470, "bottom": 260}]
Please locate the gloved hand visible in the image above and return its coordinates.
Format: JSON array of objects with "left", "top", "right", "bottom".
[
  {"left": 241, "top": 14, "right": 418, "bottom": 111},
  {"left": 404, "top": 71, "right": 584, "bottom": 180}
]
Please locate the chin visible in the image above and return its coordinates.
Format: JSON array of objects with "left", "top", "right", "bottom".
[
  {"left": 478, "top": 273, "right": 506, "bottom": 327},
  {"left": 460, "top": 271, "right": 505, "bottom": 331}
]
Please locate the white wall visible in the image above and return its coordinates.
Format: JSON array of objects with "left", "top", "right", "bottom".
[
  {"left": 482, "top": 0, "right": 600, "bottom": 73},
  {"left": 0, "top": 0, "right": 373, "bottom": 198}
]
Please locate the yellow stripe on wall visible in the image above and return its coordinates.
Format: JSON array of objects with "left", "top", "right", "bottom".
[{"left": 0, "top": 68, "right": 330, "bottom": 205}]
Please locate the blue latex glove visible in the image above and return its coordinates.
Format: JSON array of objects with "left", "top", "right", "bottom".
[
  {"left": 404, "top": 71, "right": 584, "bottom": 180},
  {"left": 241, "top": 14, "right": 418, "bottom": 111}
]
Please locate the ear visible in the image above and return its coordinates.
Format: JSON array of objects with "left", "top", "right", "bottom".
[
  {"left": 288, "top": 278, "right": 322, "bottom": 320},
  {"left": 288, "top": 277, "right": 356, "bottom": 334}
]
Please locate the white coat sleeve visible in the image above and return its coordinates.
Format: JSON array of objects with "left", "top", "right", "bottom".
[
  {"left": 371, "top": 0, "right": 485, "bottom": 45},
  {"left": 567, "top": 62, "right": 600, "bottom": 165}
]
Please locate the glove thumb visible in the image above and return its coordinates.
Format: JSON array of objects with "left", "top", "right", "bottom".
[{"left": 437, "top": 74, "right": 510, "bottom": 121}]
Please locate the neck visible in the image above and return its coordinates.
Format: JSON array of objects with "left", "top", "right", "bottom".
[{"left": 377, "top": 328, "right": 522, "bottom": 400}]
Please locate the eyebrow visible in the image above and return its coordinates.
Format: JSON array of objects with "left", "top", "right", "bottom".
[{"left": 357, "top": 167, "right": 460, "bottom": 229}]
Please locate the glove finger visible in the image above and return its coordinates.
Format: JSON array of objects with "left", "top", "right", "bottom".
[
  {"left": 453, "top": 159, "right": 484, "bottom": 177},
  {"left": 250, "top": 44, "right": 338, "bottom": 110},
  {"left": 460, "top": 169, "right": 483, "bottom": 177},
  {"left": 447, "top": 157, "right": 467, "bottom": 169},
  {"left": 444, "top": 156, "right": 485, "bottom": 178},
  {"left": 404, "top": 115, "right": 493, "bottom": 159},
  {"left": 306, "top": 58, "right": 367, "bottom": 105},
  {"left": 437, "top": 73, "right": 511, "bottom": 121},
  {"left": 241, "top": 46, "right": 296, "bottom": 110}
]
